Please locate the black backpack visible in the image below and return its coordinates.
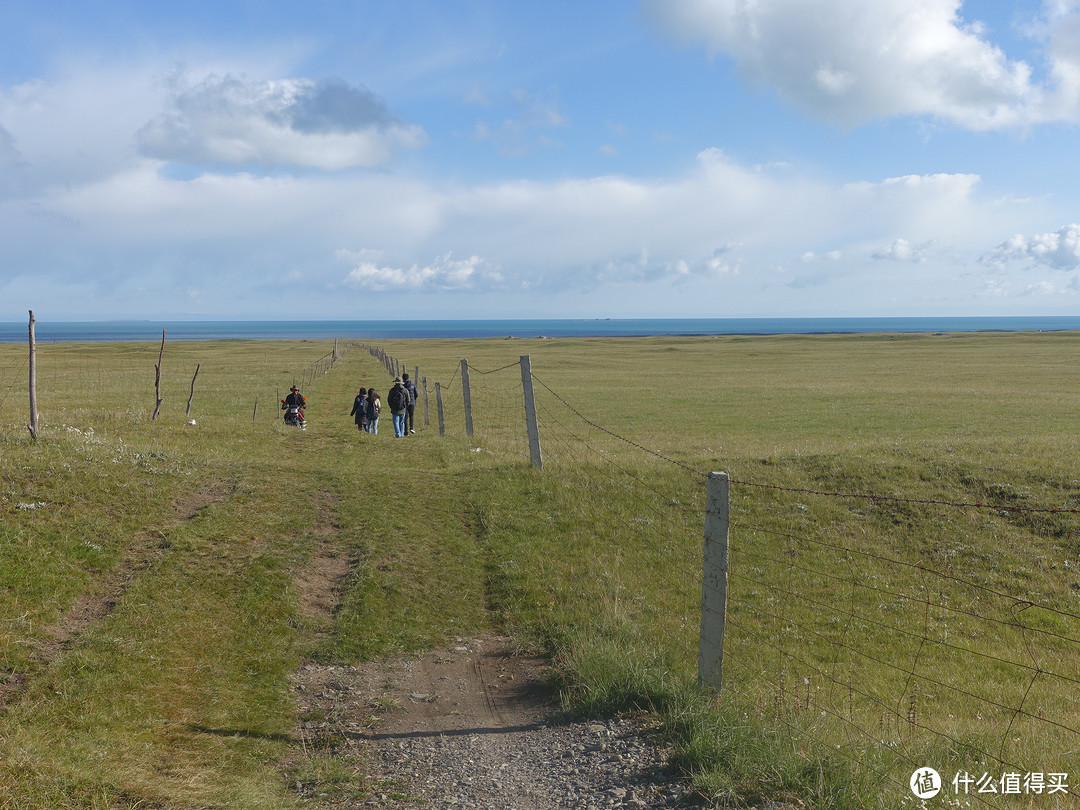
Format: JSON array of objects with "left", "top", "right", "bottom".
[{"left": 388, "top": 386, "right": 406, "bottom": 410}]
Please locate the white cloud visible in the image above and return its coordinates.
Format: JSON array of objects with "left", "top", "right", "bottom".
[
  {"left": 644, "top": 0, "right": 1080, "bottom": 129},
  {"left": 136, "top": 72, "right": 427, "bottom": 169},
  {"left": 339, "top": 251, "right": 503, "bottom": 291},
  {"left": 802, "top": 250, "right": 843, "bottom": 262},
  {"left": 872, "top": 237, "right": 936, "bottom": 262},
  {"left": 0, "top": 97, "right": 1051, "bottom": 317},
  {"left": 979, "top": 223, "right": 1080, "bottom": 270}
]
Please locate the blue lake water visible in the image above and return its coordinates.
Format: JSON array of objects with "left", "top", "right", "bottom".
[{"left": 2, "top": 316, "right": 1080, "bottom": 342}]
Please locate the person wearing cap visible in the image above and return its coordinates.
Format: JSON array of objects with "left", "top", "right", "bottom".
[
  {"left": 387, "top": 376, "right": 411, "bottom": 438},
  {"left": 283, "top": 385, "right": 306, "bottom": 410},
  {"left": 282, "top": 384, "right": 307, "bottom": 427},
  {"left": 401, "top": 372, "right": 419, "bottom": 434}
]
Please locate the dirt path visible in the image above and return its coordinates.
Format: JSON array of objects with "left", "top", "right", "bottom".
[
  {"left": 0, "top": 478, "right": 238, "bottom": 709},
  {"left": 289, "top": 635, "right": 693, "bottom": 809}
]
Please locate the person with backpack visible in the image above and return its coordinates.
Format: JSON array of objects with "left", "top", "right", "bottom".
[
  {"left": 365, "top": 389, "right": 381, "bottom": 434},
  {"left": 387, "top": 376, "right": 411, "bottom": 438},
  {"left": 350, "top": 387, "right": 368, "bottom": 432},
  {"left": 401, "top": 372, "right": 419, "bottom": 434}
]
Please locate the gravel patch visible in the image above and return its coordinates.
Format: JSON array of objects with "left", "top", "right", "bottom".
[{"left": 289, "top": 636, "right": 698, "bottom": 809}]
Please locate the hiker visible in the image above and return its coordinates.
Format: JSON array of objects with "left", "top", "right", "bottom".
[
  {"left": 350, "top": 387, "right": 368, "bottom": 432},
  {"left": 387, "top": 376, "right": 411, "bottom": 438},
  {"left": 365, "top": 389, "right": 381, "bottom": 434},
  {"left": 402, "top": 372, "right": 419, "bottom": 434}
]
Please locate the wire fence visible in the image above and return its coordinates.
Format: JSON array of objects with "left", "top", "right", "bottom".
[
  {"left": 368, "top": 345, "right": 1080, "bottom": 807},
  {"left": 0, "top": 338, "right": 357, "bottom": 431}
]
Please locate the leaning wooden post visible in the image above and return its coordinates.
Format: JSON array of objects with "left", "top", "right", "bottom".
[
  {"left": 253, "top": 395, "right": 258, "bottom": 424},
  {"left": 699, "top": 472, "right": 730, "bottom": 693},
  {"left": 435, "top": 382, "right": 446, "bottom": 436},
  {"left": 27, "top": 310, "right": 38, "bottom": 439},
  {"left": 422, "top": 375, "right": 430, "bottom": 426},
  {"left": 519, "top": 355, "right": 542, "bottom": 469},
  {"left": 151, "top": 329, "right": 165, "bottom": 421},
  {"left": 185, "top": 363, "right": 201, "bottom": 416},
  {"left": 460, "top": 359, "right": 474, "bottom": 437}
]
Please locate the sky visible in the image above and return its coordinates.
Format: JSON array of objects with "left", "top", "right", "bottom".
[{"left": 3, "top": 0, "right": 1080, "bottom": 321}]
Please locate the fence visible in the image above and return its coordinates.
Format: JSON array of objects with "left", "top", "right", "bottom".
[
  {"left": 366, "top": 344, "right": 1080, "bottom": 808},
  {"left": 1, "top": 332, "right": 356, "bottom": 430}
]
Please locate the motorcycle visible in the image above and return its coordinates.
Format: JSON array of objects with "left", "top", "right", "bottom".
[{"left": 281, "top": 399, "right": 307, "bottom": 430}]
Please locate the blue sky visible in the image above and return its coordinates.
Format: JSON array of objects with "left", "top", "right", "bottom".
[{"left": 3, "top": 0, "right": 1080, "bottom": 320}]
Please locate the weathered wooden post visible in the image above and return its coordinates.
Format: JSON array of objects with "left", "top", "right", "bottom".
[
  {"left": 253, "top": 395, "right": 258, "bottom": 424},
  {"left": 422, "top": 375, "right": 429, "bottom": 426},
  {"left": 435, "top": 382, "right": 445, "bottom": 436},
  {"left": 519, "top": 355, "right": 542, "bottom": 469},
  {"left": 460, "top": 359, "right": 473, "bottom": 437},
  {"left": 27, "top": 310, "right": 38, "bottom": 439},
  {"left": 151, "top": 330, "right": 165, "bottom": 421},
  {"left": 699, "top": 472, "right": 730, "bottom": 693},
  {"left": 186, "top": 363, "right": 201, "bottom": 416}
]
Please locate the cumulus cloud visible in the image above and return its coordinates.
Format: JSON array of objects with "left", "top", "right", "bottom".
[
  {"left": 339, "top": 251, "right": 504, "bottom": 291},
  {"left": 802, "top": 250, "right": 843, "bottom": 262},
  {"left": 978, "top": 223, "right": 1080, "bottom": 270},
  {"left": 566, "top": 243, "right": 741, "bottom": 289},
  {"left": 136, "top": 73, "right": 427, "bottom": 169},
  {"left": 643, "top": 0, "right": 1080, "bottom": 129},
  {"left": 872, "top": 237, "right": 936, "bottom": 262}
]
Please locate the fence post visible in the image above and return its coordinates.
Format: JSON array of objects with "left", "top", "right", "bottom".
[
  {"left": 519, "top": 355, "right": 542, "bottom": 469},
  {"left": 151, "top": 329, "right": 165, "bottom": 421},
  {"left": 699, "top": 471, "right": 730, "bottom": 694},
  {"left": 422, "top": 375, "right": 430, "bottom": 426},
  {"left": 435, "top": 382, "right": 446, "bottom": 436},
  {"left": 27, "top": 310, "right": 38, "bottom": 439},
  {"left": 460, "top": 359, "right": 474, "bottom": 437},
  {"left": 186, "top": 363, "right": 201, "bottom": 416}
]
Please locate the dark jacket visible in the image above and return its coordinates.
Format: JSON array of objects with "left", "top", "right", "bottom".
[
  {"left": 350, "top": 395, "right": 368, "bottom": 426},
  {"left": 403, "top": 379, "right": 419, "bottom": 407},
  {"left": 387, "top": 383, "right": 411, "bottom": 414}
]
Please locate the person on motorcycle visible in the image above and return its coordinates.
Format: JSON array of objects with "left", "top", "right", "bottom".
[{"left": 282, "top": 385, "right": 306, "bottom": 425}]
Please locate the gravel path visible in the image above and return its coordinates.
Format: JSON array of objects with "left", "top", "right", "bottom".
[
  {"left": 289, "top": 636, "right": 698, "bottom": 809},
  {"left": 369, "top": 715, "right": 688, "bottom": 809}
]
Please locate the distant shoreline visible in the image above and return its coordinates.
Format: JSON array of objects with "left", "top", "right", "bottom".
[{"left": 1, "top": 316, "right": 1079, "bottom": 343}]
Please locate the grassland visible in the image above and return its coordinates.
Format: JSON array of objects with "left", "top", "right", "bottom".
[{"left": 0, "top": 331, "right": 1077, "bottom": 808}]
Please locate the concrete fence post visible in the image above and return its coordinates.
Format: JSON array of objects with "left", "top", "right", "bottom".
[
  {"left": 27, "top": 310, "right": 38, "bottom": 439},
  {"left": 435, "top": 382, "right": 446, "bottom": 436},
  {"left": 422, "top": 375, "right": 430, "bottom": 426},
  {"left": 699, "top": 471, "right": 730, "bottom": 694},
  {"left": 460, "top": 359, "right": 474, "bottom": 437},
  {"left": 520, "top": 355, "right": 542, "bottom": 469}
]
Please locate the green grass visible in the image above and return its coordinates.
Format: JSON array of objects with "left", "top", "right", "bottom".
[{"left": 0, "top": 332, "right": 1078, "bottom": 808}]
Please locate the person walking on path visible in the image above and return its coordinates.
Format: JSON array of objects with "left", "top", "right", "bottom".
[
  {"left": 365, "top": 389, "right": 381, "bottom": 434},
  {"left": 402, "top": 373, "right": 419, "bottom": 434},
  {"left": 387, "top": 376, "right": 411, "bottom": 438},
  {"left": 350, "top": 387, "right": 368, "bottom": 432}
]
